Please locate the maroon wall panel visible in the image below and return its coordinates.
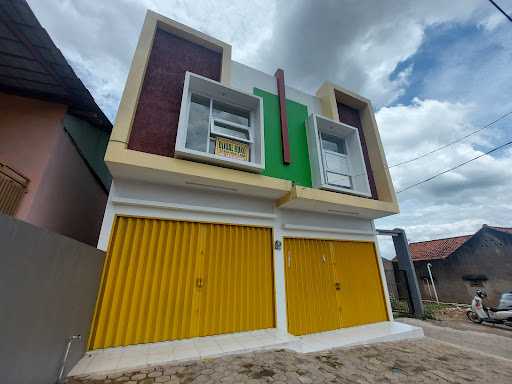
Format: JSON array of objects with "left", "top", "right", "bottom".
[
  {"left": 337, "top": 101, "right": 378, "bottom": 199},
  {"left": 128, "top": 28, "right": 222, "bottom": 157}
]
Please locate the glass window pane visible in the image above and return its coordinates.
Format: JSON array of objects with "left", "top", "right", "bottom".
[
  {"left": 212, "top": 120, "right": 250, "bottom": 141},
  {"left": 212, "top": 100, "right": 250, "bottom": 126},
  {"left": 325, "top": 152, "right": 350, "bottom": 174},
  {"left": 326, "top": 172, "right": 352, "bottom": 188},
  {"left": 321, "top": 133, "right": 346, "bottom": 154},
  {"left": 186, "top": 94, "right": 210, "bottom": 152}
]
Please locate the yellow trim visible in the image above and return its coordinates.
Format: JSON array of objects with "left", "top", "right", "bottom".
[
  {"left": 278, "top": 185, "right": 399, "bottom": 219},
  {"left": 108, "top": 10, "right": 232, "bottom": 147},
  {"left": 315, "top": 82, "right": 399, "bottom": 208},
  {"left": 106, "top": 10, "right": 398, "bottom": 217},
  {"left": 106, "top": 141, "right": 291, "bottom": 196}
]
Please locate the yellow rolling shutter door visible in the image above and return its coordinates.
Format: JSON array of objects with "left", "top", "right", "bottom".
[
  {"left": 331, "top": 241, "right": 388, "bottom": 328},
  {"left": 284, "top": 238, "right": 340, "bottom": 335},
  {"left": 89, "top": 217, "right": 275, "bottom": 350},
  {"left": 284, "top": 238, "right": 388, "bottom": 336}
]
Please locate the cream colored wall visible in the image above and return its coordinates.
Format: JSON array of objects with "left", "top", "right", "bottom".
[
  {"left": 110, "top": 10, "right": 232, "bottom": 147},
  {"left": 105, "top": 10, "right": 398, "bottom": 219},
  {"left": 315, "top": 83, "right": 399, "bottom": 209}
]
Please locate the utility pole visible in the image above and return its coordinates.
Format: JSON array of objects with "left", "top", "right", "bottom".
[{"left": 427, "top": 262, "right": 439, "bottom": 303}]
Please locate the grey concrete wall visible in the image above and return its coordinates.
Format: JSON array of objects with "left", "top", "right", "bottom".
[
  {"left": 413, "top": 228, "right": 512, "bottom": 305},
  {"left": 0, "top": 214, "right": 104, "bottom": 384},
  {"left": 382, "top": 258, "right": 398, "bottom": 299}
]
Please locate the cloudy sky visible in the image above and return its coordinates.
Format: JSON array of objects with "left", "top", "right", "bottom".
[{"left": 28, "top": 0, "right": 512, "bottom": 257}]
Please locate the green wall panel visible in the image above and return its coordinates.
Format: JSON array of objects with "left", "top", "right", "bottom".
[
  {"left": 63, "top": 114, "right": 112, "bottom": 190},
  {"left": 254, "top": 88, "right": 312, "bottom": 187}
]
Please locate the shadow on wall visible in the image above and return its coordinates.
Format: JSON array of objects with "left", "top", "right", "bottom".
[{"left": 0, "top": 214, "right": 104, "bottom": 384}]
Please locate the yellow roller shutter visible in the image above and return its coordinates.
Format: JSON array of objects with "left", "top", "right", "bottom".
[
  {"left": 284, "top": 238, "right": 388, "bottom": 336},
  {"left": 284, "top": 238, "right": 340, "bottom": 335},
  {"left": 331, "top": 241, "right": 388, "bottom": 327},
  {"left": 89, "top": 217, "right": 275, "bottom": 349}
]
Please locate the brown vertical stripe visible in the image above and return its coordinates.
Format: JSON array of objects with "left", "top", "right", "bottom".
[
  {"left": 274, "top": 68, "right": 291, "bottom": 164},
  {"left": 128, "top": 28, "right": 222, "bottom": 157},
  {"left": 336, "top": 99, "right": 378, "bottom": 199}
]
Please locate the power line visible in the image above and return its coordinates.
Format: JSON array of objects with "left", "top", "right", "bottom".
[
  {"left": 349, "top": 109, "right": 512, "bottom": 178},
  {"left": 396, "top": 137, "right": 512, "bottom": 194},
  {"left": 388, "top": 110, "right": 512, "bottom": 168},
  {"left": 488, "top": 0, "right": 512, "bottom": 23}
]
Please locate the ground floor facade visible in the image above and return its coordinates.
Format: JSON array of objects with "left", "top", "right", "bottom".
[
  {"left": 92, "top": 179, "right": 392, "bottom": 350},
  {"left": 68, "top": 337, "right": 512, "bottom": 384}
]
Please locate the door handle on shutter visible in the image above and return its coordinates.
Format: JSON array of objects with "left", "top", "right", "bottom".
[
  {"left": 196, "top": 278, "right": 204, "bottom": 288},
  {"left": 335, "top": 282, "right": 341, "bottom": 291}
]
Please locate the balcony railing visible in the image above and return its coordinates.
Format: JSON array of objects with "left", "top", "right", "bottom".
[{"left": 0, "top": 162, "right": 29, "bottom": 216}]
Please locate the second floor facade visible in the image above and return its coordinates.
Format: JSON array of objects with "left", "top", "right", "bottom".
[{"left": 106, "top": 11, "right": 398, "bottom": 219}]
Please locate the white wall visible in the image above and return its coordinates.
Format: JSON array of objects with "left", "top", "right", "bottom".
[
  {"left": 230, "top": 61, "right": 323, "bottom": 115},
  {"left": 98, "top": 179, "right": 392, "bottom": 334}
]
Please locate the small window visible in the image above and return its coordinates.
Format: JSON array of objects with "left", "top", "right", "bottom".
[
  {"left": 211, "top": 119, "right": 251, "bottom": 142},
  {"left": 307, "top": 114, "right": 371, "bottom": 197},
  {"left": 326, "top": 172, "right": 351, "bottom": 188},
  {"left": 186, "top": 92, "right": 252, "bottom": 162},
  {"left": 185, "top": 94, "right": 210, "bottom": 152},
  {"left": 176, "top": 72, "right": 264, "bottom": 173},
  {"left": 321, "top": 133, "right": 346, "bottom": 154},
  {"left": 320, "top": 132, "right": 352, "bottom": 189},
  {"left": 212, "top": 100, "right": 250, "bottom": 127}
]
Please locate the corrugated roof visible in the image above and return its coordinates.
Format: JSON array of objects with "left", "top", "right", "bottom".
[
  {"left": 490, "top": 226, "right": 512, "bottom": 235},
  {"left": 408, "top": 226, "right": 512, "bottom": 261},
  {"left": 0, "top": 0, "right": 111, "bottom": 130}
]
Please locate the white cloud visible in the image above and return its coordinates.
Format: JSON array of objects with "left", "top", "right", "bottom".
[
  {"left": 26, "top": 1, "right": 512, "bottom": 258},
  {"left": 27, "top": 0, "right": 276, "bottom": 119},
  {"left": 376, "top": 99, "right": 512, "bottom": 258},
  {"left": 252, "top": 0, "right": 494, "bottom": 107}
]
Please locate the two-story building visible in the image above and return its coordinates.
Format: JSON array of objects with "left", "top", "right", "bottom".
[{"left": 89, "top": 11, "right": 404, "bottom": 351}]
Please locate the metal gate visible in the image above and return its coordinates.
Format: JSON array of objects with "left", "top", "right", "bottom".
[
  {"left": 284, "top": 238, "right": 388, "bottom": 335},
  {"left": 89, "top": 217, "right": 275, "bottom": 349}
]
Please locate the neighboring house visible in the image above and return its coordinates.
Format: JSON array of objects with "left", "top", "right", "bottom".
[
  {"left": 0, "top": 0, "right": 112, "bottom": 245},
  {"left": 409, "top": 225, "right": 512, "bottom": 305},
  {"left": 382, "top": 258, "right": 399, "bottom": 299},
  {"left": 90, "top": 11, "right": 400, "bottom": 350}
]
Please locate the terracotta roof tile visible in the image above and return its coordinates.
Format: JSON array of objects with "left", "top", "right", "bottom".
[
  {"left": 409, "top": 235, "right": 472, "bottom": 261},
  {"left": 408, "top": 225, "right": 512, "bottom": 261}
]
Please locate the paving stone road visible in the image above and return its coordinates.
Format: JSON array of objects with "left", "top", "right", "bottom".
[{"left": 66, "top": 338, "right": 512, "bottom": 383}]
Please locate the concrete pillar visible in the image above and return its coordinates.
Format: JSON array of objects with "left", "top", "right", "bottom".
[{"left": 392, "top": 228, "right": 424, "bottom": 317}]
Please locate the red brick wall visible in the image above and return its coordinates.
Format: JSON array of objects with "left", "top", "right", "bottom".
[
  {"left": 337, "top": 101, "right": 378, "bottom": 199},
  {"left": 128, "top": 28, "right": 222, "bottom": 157}
]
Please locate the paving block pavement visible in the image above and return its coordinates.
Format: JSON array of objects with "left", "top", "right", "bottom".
[{"left": 66, "top": 338, "right": 512, "bottom": 383}]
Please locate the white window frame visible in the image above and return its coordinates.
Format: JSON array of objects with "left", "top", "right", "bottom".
[
  {"left": 175, "top": 72, "right": 264, "bottom": 173},
  {"left": 210, "top": 117, "right": 253, "bottom": 145},
  {"left": 319, "top": 133, "right": 352, "bottom": 189},
  {"left": 307, "top": 113, "right": 371, "bottom": 197}
]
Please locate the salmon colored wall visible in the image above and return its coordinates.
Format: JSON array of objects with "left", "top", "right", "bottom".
[
  {"left": 0, "top": 92, "right": 108, "bottom": 245},
  {"left": 0, "top": 93, "right": 66, "bottom": 219},
  {"left": 30, "top": 128, "right": 108, "bottom": 245}
]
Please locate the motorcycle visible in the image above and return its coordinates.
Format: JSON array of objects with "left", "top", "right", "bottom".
[{"left": 466, "top": 290, "right": 512, "bottom": 327}]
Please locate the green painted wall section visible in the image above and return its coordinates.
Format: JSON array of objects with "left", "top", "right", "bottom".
[
  {"left": 63, "top": 114, "right": 112, "bottom": 190},
  {"left": 254, "top": 88, "right": 312, "bottom": 187}
]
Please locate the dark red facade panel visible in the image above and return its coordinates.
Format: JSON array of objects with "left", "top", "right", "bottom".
[
  {"left": 337, "top": 102, "right": 378, "bottom": 199},
  {"left": 128, "top": 28, "right": 222, "bottom": 157}
]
